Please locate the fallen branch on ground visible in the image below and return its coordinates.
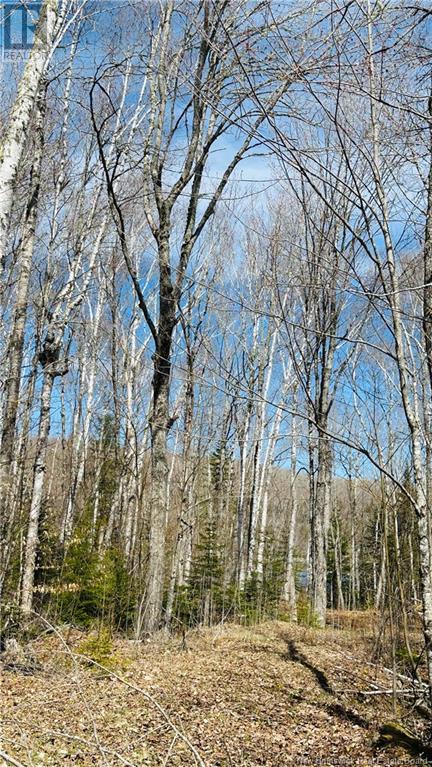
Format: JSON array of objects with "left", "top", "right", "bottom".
[
  {"left": 0, "top": 750, "right": 28, "bottom": 767},
  {"left": 31, "top": 612, "right": 207, "bottom": 767},
  {"left": 359, "top": 689, "right": 416, "bottom": 697},
  {"left": 70, "top": 651, "right": 207, "bottom": 767}
]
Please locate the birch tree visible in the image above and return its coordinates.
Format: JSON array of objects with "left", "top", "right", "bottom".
[
  {"left": 92, "top": 1, "right": 295, "bottom": 633},
  {"left": 0, "top": 0, "right": 62, "bottom": 270}
]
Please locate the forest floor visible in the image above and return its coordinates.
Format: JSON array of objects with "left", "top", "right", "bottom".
[{"left": 1, "top": 614, "right": 431, "bottom": 767}]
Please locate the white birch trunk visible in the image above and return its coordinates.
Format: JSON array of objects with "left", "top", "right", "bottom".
[
  {"left": 255, "top": 374, "right": 292, "bottom": 581},
  {"left": 0, "top": 0, "right": 58, "bottom": 268},
  {"left": 246, "top": 316, "right": 282, "bottom": 579},
  {"left": 283, "top": 403, "right": 299, "bottom": 619},
  {"left": 0, "top": 85, "right": 45, "bottom": 579}
]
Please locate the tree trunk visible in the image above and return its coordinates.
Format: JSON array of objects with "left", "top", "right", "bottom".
[
  {"left": 348, "top": 471, "right": 359, "bottom": 610},
  {"left": 331, "top": 513, "right": 345, "bottom": 611},
  {"left": 142, "top": 240, "right": 176, "bottom": 633},
  {"left": 0, "top": 85, "right": 45, "bottom": 577},
  {"left": 283, "top": 407, "right": 299, "bottom": 619},
  {"left": 0, "top": 0, "right": 57, "bottom": 269},
  {"left": 61, "top": 287, "right": 103, "bottom": 545},
  {"left": 246, "top": 316, "right": 281, "bottom": 579},
  {"left": 20, "top": 370, "right": 55, "bottom": 613},
  {"left": 311, "top": 430, "right": 332, "bottom": 627}
]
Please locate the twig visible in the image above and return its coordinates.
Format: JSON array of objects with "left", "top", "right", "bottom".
[
  {"left": 71, "top": 650, "right": 207, "bottom": 767},
  {"left": 32, "top": 610, "right": 206, "bottom": 767},
  {"left": 162, "top": 735, "right": 178, "bottom": 767},
  {"left": 338, "top": 648, "right": 429, "bottom": 692},
  {"left": 0, "top": 750, "right": 29, "bottom": 767},
  {"left": 29, "top": 614, "right": 110, "bottom": 767},
  {"left": 4, "top": 724, "right": 137, "bottom": 767},
  {"left": 359, "top": 689, "right": 416, "bottom": 697}
]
